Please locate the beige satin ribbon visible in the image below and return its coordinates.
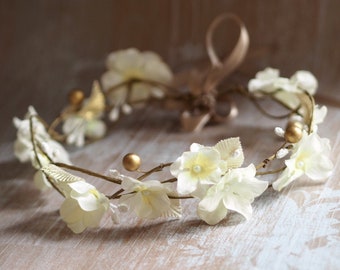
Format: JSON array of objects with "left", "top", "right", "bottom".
[
  {"left": 180, "top": 13, "right": 249, "bottom": 132},
  {"left": 205, "top": 13, "right": 249, "bottom": 92}
]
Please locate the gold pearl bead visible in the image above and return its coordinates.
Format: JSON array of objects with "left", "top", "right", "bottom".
[
  {"left": 68, "top": 89, "right": 85, "bottom": 106},
  {"left": 284, "top": 121, "right": 304, "bottom": 143},
  {"left": 122, "top": 153, "right": 141, "bottom": 171}
]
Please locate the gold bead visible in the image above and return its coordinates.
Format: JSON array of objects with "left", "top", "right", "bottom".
[
  {"left": 284, "top": 121, "right": 304, "bottom": 143},
  {"left": 122, "top": 153, "right": 141, "bottom": 171},
  {"left": 68, "top": 89, "right": 85, "bottom": 106}
]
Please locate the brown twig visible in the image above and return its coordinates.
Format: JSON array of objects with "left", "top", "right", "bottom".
[{"left": 54, "top": 162, "right": 121, "bottom": 184}]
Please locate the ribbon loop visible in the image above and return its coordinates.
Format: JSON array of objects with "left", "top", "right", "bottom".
[
  {"left": 206, "top": 13, "right": 249, "bottom": 70},
  {"left": 176, "top": 13, "right": 249, "bottom": 132}
]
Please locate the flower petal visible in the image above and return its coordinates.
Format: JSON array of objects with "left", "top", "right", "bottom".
[
  {"left": 60, "top": 198, "right": 84, "bottom": 224},
  {"left": 290, "top": 70, "right": 318, "bottom": 95},
  {"left": 272, "top": 166, "right": 303, "bottom": 191},
  {"left": 85, "top": 120, "right": 106, "bottom": 139},
  {"left": 101, "top": 70, "right": 124, "bottom": 91},
  {"left": 67, "top": 221, "right": 87, "bottom": 234},
  {"left": 223, "top": 195, "right": 252, "bottom": 220},
  {"left": 33, "top": 171, "right": 52, "bottom": 191},
  {"left": 198, "top": 200, "right": 228, "bottom": 225},
  {"left": 77, "top": 193, "right": 100, "bottom": 211},
  {"left": 198, "top": 186, "right": 224, "bottom": 212},
  {"left": 68, "top": 181, "right": 93, "bottom": 194},
  {"left": 177, "top": 171, "right": 198, "bottom": 195},
  {"left": 305, "top": 154, "right": 333, "bottom": 180},
  {"left": 83, "top": 208, "right": 105, "bottom": 228}
]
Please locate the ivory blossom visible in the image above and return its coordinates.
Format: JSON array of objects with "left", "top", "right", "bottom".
[
  {"left": 272, "top": 131, "right": 333, "bottom": 191},
  {"left": 170, "top": 138, "right": 244, "bottom": 196},
  {"left": 197, "top": 164, "right": 268, "bottom": 225},
  {"left": 101, "top": 48, "right": 173, "bottom": 121},
  {"left": 60, "top": 181, "right": 110, "bottom": 234},
  {"left": 13, "top": 107, "right": 71, "bottom": 190},
  {"left": 248, "top": 68, "right": 318, "bottom": 109},
  {"left": 112, "top": 170, "right": 181, "bottom": 219}
]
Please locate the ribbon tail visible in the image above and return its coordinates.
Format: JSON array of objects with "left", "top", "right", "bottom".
[{"left": 180, "top": 111, "right": 211, "bottom": 132}]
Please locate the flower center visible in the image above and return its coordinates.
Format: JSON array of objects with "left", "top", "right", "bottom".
[
  {"left": 192, "top": 165, "right": 202, "bottom": 174},
  {"left": 232, "top": 149, "right": 241, "bottom": 158},
  {"left": 297, "top": 160, "right": 304, "bottom": 169},
  {"left": 142, "top": 190, "right": 151, "bottom": 196}
]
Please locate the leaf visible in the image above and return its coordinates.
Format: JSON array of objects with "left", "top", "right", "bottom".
[
  {"left": 214, "top": 137, "right": 244, "bottom": 168},
  {"left": 41, "top": 164, "right": 84, "bottom": 183},
  {"left": 296, "top": 91, "right": 314, "bottom": 133},
  {"left": 78, "top": 81, "right": 106, "bottom": 120}
]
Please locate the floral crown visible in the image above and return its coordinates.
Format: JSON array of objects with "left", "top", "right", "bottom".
[{"left": 13, "top": 13, "right": 333, "bottom": 234}]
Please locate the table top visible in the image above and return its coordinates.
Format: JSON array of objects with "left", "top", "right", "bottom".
[{"left": 1, "top": 92, "right": 339, "bottom": 270}]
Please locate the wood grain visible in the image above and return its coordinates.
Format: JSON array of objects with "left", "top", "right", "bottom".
[
  {"left": 1, "top": 1, "right": 340, "bottom": 269},
  {"left": 1, "top": 97, "right": 340, "bottom": 269}
]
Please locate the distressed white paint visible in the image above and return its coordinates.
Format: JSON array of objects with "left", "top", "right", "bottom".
[{"left": 1, "top": 101, "right": 339, "bottom": 269}]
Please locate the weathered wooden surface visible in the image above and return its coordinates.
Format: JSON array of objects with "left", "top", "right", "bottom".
[
  {"left": 1, "top": 1, "right": 340, "bottom": 269},
  {"left": 0, "top": 97, "right": 339, "bottom": 269}
]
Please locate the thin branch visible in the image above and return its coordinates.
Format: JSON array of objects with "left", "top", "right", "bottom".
[
  {"left": 234, "top": 86, "right": 301, "bottom": 119},
  {"left": 29, "top": 116, "right": 65, "bottom": 196},
  {"left": 54, "top": 162, "right": 121, "bottom": 184},
  {"left": 168, "top": 195, "right": 193, "bottom": 199},
  {"left": 137, "top": 162, "right": 173, "bottom": 180},
  {"left": 162, "top": 178, "right": 177, "bottom": 183},
  {"left": 29, "top": 116, "right": 42, "bottom": 168},
  {"left": 255, "top": 142, "right": 287, "bottom": 170},
  {"left": 256, "top": 166, "right": 286, "bottom": 176},
  {"left": 108, "top": 188, "right": 124, "bottom": 200},
  {"left": 105, "top": 78, "right": 181, "bottom": 101}
]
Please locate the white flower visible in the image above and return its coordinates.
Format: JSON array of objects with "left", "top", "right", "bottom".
[
  {"left": 40, "top": 164, "right": 112, "bottom": 233},
  {"left": 113, "top": 170, "right": 181, "bottom": 219},
  {"left": 101, "top": 48, "right": 173, "bottom": 121},
  {"left": 290, "top": 70, "right": 318, "bottom": 95},
  {"left": 248, "top": 67, "right": 280, "bottom": 93},
  {"left": 311, "top": 105, "right": 327, "bottom": 132},
  {"left": 272, "top": 131, "right": 333, "bottom": 191},
  {"left": 13, "top": 107, "right": 71, "bottom": 191},
  {"left": 60, "top": 181, "right": 110, "bottom": 234},
  {"left": 248, "top": 68, "right": 318, "bottom": 109},
  {"left": 170, "top": 144, "right": 221, "bottom": 195},
  {"left": 197, "top": 164, "right": 268, "bottom": 225},
  {"left": 13, "top": 106, "right": 71, "bottom": 168},
  {"left": 13, "top": 107, "right": 49, "bottom": 163},
  {"left": 62, "top": 116, "right": 106, "bottom": 147},
  {"left": 170, "top": 138, "right": 244, "bottom": 196},
  {"left": 249, "top": 68, "right": 318, "bottom": 95}
]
